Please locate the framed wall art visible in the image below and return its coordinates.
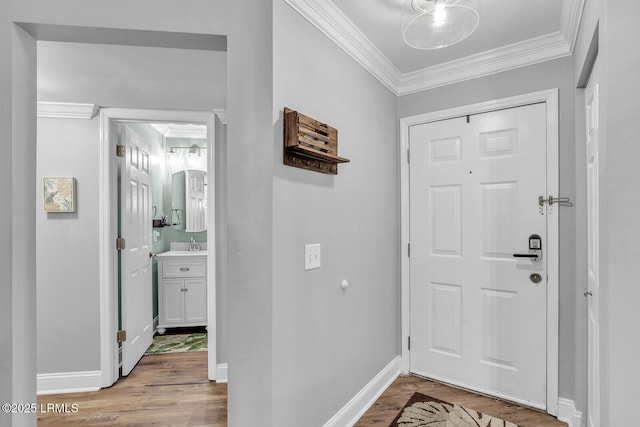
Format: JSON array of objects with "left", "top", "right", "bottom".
[{"left": 43, "top": 177, "right": 76, "bottom": 212}]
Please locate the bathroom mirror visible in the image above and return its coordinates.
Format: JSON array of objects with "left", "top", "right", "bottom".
[{"left": 171, "top": 169, "right": 207, "bottom": 232}]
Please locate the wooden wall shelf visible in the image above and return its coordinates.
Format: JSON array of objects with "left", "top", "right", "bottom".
[{"left": 284, "top": 108, "right": 349, "bottom": 175}]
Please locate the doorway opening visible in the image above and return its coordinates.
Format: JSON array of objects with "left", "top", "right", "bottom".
[{"left": 101, "top": 109, "right": 219, "bottom": 384}]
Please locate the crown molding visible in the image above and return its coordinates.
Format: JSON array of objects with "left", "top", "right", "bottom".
[
  {"left": 398, "top": 32, "right": 570, "bottom": 95},
  {"left": 560, "top": 0, "right": 586, "bottom": 53},
  {"left": 164, "top": 124, "right": 207, "bottom": 139},
  {"left": 282, "top": 0, "right": 401, "bottom": 93},
  {"left": 284, "top": 0, "right": 582, "bottom": 96},
  {"left": 37, "top": 102, "right": 99, "bottom": 119},
  {"left": 150, "top": 123, "right": 207, "bottom": 139}
]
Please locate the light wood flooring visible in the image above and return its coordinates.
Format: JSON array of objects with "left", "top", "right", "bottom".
[
  {"left": 355, "top": 374, "right": 567, "bottom": 427},
  {"left": 38, "top": 354, "right": 566, "bottom": 426},
  {"left": 37, "top": 352, "right": 226, "bottom": 427}
]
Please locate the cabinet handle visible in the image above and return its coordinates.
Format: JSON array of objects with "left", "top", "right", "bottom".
[{"left": 179, "top": 267, "right": 190, "bottom": 271}]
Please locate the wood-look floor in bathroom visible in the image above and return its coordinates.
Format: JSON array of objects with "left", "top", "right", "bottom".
[{"left": 37, "top": 352, "right": 226, "bottom": 426}]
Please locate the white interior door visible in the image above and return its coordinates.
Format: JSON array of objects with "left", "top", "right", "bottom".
[
  {"left": 409, "top": 103, "right": 548, "bottom": 408},
  {"left": 585, "top": 61, "right": 600, "bottom": 427},
  {"left": 120, "top": 125, "right": 154, "bottom": 376}
]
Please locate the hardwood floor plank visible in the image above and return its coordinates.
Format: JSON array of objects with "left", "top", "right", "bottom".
[
  {"left": 355, "top": 375, "right": 568, "bottom": 427},
  {"left": 37, "top": 352, "right": 227, "bottom": 427}
]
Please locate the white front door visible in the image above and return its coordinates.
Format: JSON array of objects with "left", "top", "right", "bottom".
[
  {"left": 585, "top": 61, "right": 600, "bottom": 427},
  {"left": 409, "top": 103, "right": 548, "bottom": 408},
  {"left": 120, "top": 125, "right": 154, "bottom": 376}
]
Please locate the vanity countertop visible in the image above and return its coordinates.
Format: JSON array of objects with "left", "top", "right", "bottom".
[
  {"left": 156, "top": 250, "right": 207, "bottom": 260},
  {"left": 156, "top": 241, "right": 208, "bottom": 260}
]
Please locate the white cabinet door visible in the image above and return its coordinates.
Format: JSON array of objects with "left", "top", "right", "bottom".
[
  {"left": 162, "top": 280, "right": 185, "bottom": 324},
  {"left": 184, "top": 278, "right": 207, "bottom": 323}
]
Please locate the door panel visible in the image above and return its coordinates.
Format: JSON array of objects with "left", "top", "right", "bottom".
[
  {"left": 586, "top": 62, "right": 600, "bottom": 427},
  {"left": 409, "top": 103, "right": 548, "bottom": 408},
  {"left": 121, "top": 125, "right": 154, "bottom": 376}
]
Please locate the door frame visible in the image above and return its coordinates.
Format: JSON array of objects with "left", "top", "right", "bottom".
[
  {"left": 399, "top": 89, "right": 559, "bottom": 415},
  {"left": 99, "top": 108, "right": 218, "bottom": 386}
]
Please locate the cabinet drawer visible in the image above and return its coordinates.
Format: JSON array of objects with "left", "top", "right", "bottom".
[{"left": 162, "top": 260, "right": 206, "bottom": 278}]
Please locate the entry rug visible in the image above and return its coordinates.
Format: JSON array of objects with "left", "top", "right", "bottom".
[
  {"left": 390, "top": 393, "right": 518, "bottom": 427},
  {"left": 145, "top": 332, "right": 207, "bottom": 354}
]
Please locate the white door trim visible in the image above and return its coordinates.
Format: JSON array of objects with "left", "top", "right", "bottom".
[
  {"left": 400, "top": 89, "right": 559, "bottom": 415},
  {"left": 99, "top": 108, "right": 217, "bottom": 386}
]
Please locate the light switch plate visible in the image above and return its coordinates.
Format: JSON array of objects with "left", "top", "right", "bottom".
[{"left": 305, "top": 244, "right": 321, "bottom": 270}]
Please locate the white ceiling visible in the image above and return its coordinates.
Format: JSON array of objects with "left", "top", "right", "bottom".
[
  {"left": 331, "top": 0, "right": 561, "bottom": 73},
  {"left": 284, "top": 0, "right": 584, "bottom": 94}
]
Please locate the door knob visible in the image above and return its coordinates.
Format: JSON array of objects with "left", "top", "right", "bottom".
[{"left": 584, "top": 289, "right": 593, "bottom": 297}]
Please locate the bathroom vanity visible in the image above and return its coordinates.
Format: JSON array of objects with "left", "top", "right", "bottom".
[{"left": 156, "top": 246, "right": 207, "bottom": 334}]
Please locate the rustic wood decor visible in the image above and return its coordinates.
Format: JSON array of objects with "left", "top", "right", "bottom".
[{"left": 284, "top": 107, "right": 350, "bottom": 175}]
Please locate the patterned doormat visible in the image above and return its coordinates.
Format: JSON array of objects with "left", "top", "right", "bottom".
[
  {"left": 391, "top": 392, "right": 518, "bottom": 427},
  {"left": 145, "top": 332, "right": 208, "bottom": 354}
]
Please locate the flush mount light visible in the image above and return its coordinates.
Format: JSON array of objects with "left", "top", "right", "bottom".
[{"left": 402, "top": 0, "right": 480, "bottom": 50}]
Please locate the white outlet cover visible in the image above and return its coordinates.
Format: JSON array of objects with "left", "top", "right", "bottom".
[{"left": 305, "top": 244, "right": 321, "bottom": 270}]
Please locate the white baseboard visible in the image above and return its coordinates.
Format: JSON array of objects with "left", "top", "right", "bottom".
[
  {"left": 215, "top": 363, "right": 228, "bottom": 383},
  {"left": 323, "top": 356, "right": 401, "bottom": 427},
  {"left": 37, "top": 371, "right": 102, "bottom": 395},
  {"left": 558, "top": 398, "right": 583, "bottom": 427}
]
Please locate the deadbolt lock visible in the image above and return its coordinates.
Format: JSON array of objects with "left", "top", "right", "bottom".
[{"left": 530, "top": 273, "right": 543, "bottom": 284}]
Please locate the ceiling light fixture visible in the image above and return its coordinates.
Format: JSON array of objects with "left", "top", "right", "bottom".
[{"left": 402, "top": 0, "right": 480, "bottom": 50}]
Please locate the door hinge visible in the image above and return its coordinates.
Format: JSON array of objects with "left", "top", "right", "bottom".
[
  {"left": 117, "top": 330, "right": 127, "bottom": 343},
  {"left": 116, "top": 238, "right": 126, "bottom": 250},
  {"left": 408, "top": 243, "right": 411, "bottom": 257},
  {"left": 408, "top": 336, "right": 411, "bottom": 351},
  {"left": 116, "top": 144, "right": 126, "bottom": 157},
  {"left": 407, "top": 148, "right": 410, "bottom": 163}
]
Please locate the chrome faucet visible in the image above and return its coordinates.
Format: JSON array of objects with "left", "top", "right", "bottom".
[{"left": 189, "top": 237, "right": 199, "bottom": 251}]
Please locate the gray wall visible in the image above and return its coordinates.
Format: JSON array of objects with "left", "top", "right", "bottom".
[
  {"left": 573, "top": 1, "right": 640, "bottom": 424},
  {"left": 38, "top": 40, "right": 227, "bottom": 111},
  {"left": 577, "top": 0, "right": 640, "bottom": 425},
  {"left": 214, "top": 116, "right": 229, "bottom": 364},
  {"left": 400, "top": 57, "right": 580, "bottom": 409},
  {"left": 272, "top": 2, "right": 399, "bottom": 425},
  {"left": 225, "top": 0, "right": 274, "bottom": 424},
  {"left": 601, "top": 4, "right": 640, "bottom": 423},
  {"left": 1, "top": 2, "right": 275, "bottom": 425},
  {"left": 36, "top": 117, "right": 102, "bottom": 373}
]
